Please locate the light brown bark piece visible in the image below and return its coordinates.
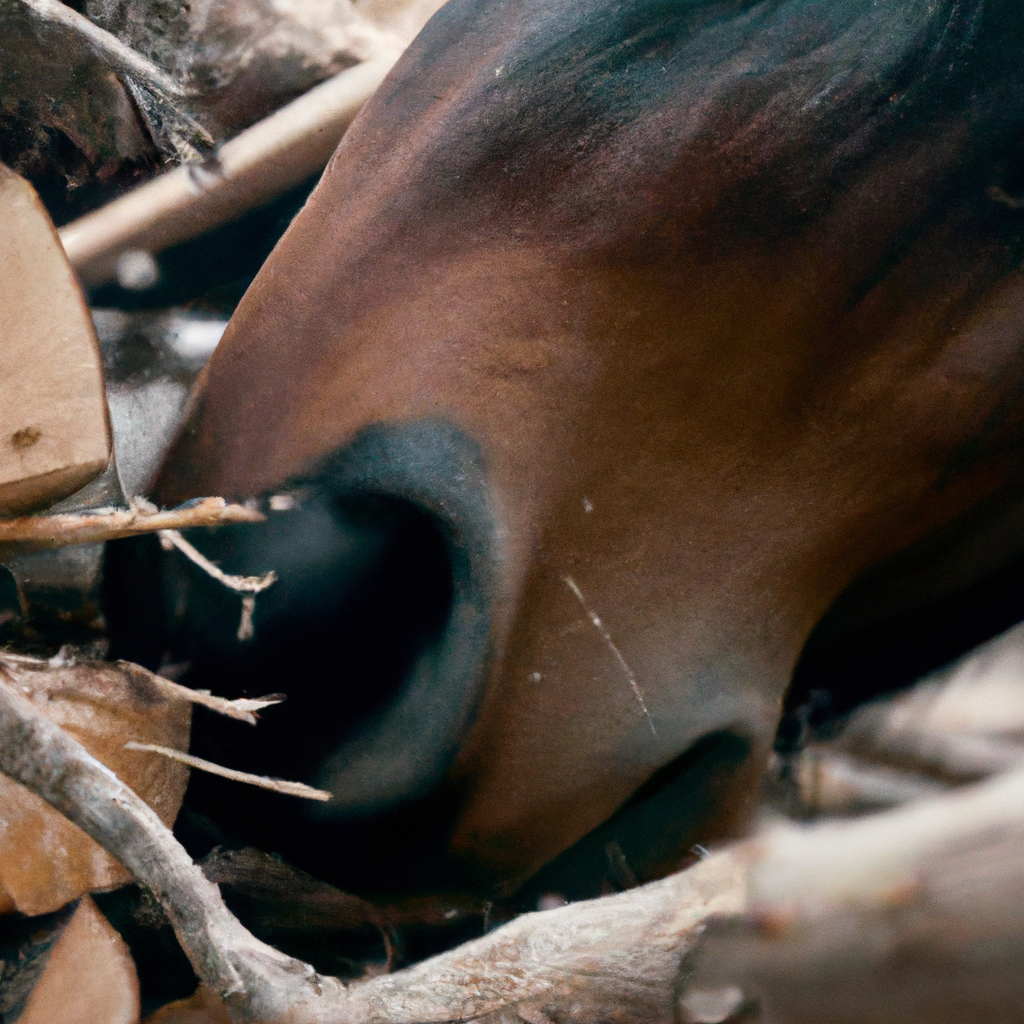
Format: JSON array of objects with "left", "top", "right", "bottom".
[
  {"left": 0, "top": 163, "right": 110, "bottom": 513},
  {"left": 19, "top": 895, "right": 140, "bottom": 1024},
  {"left": 0, "top": 659, "right": 190, "bottom": 915}
]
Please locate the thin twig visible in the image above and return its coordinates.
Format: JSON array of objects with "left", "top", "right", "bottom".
[
  {"left": 0, "top": 497, "right": 263, "bottom": 548},
  {"left": 0, "top": 653, "right": 284, "bottom": 726},
  {"left": 19, "top": 0, "right": 215, "bottom": 158},
  {"left": 20, "top": 0, "right": 187, "bottom": 97},
  {"left": 124, "top": 743, "right": 331, "bottom": 801}
]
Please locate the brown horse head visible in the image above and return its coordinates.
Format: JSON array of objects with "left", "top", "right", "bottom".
[{"left": 139, "top": 0, "right": 1024, "bottom": 896}]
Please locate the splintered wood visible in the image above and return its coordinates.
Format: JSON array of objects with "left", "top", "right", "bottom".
[{"left": 0, "top": 164, "right": 110, "bottom": 514}]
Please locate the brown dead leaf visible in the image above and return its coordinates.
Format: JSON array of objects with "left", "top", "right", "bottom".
[
  {"left": 0, "top": 162, "right": 110, "bottom": 514},
  {"left": 144, "top": 984, "right": 233, "bottom": 1024},
  {"left": 0, "top": 658, "right": 191, "bottom": 915},
  {"left": 18, "top": 894, "right": 140, "bottom": 1024}
]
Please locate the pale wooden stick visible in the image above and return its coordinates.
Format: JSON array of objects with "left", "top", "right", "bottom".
[
  {"left": 0, "top": 497, "right": 262, "bottom": 547},
  {"left": 61, "top": 52, "right": 402, "bottom": 286},
  {"left": 124, "top": 742, "right": 331, "bottom": 801}
]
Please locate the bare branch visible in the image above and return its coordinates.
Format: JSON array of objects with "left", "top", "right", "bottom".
[
  {"left": 0, "top": 677, "right": 325, "bottom": 1023},
  {"left": 20, "top": 0, "right": 185, "bottom": 97},
  {"left": 158, "top": 529, "right": 276, "bottom": 593},
  {"left": 142, "top": 672, "right": 285, "bottom": 726},
  {"left": 18, "top": 0, "right": 215, "bottom": 159}
]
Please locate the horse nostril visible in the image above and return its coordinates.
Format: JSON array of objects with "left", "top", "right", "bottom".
[
  {"left": 176, "top": 494, "right": 455, "bottom": 775},
  {"left": 103, "top": 493, "right": 457, "bottom": 858},
  {"left": 102, "top": 420, "right": 497, "bottom": 887}
]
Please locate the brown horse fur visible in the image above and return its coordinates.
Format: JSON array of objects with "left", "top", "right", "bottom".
[{"left": 148, "top": 0, "right": 1024, "bottom": 896}]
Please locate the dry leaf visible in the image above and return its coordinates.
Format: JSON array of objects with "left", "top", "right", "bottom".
[
  {"left": 0, "top": 162, "right": 110, "bottom": 514},
  {"left": 0, "top": 658, "right": 190, "bottom": 915},
  {"left": 144, "top": 984, "right": 233, "bottom": 1024},
  {"left": 18, "top": 895, "right": 140, "bottom": 1024}
]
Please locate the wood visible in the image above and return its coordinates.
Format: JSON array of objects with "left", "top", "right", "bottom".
[
  {"left": 0, "top": 496, "right": 263, "bottom": 548},
  {"left": 0, "top": 163, "right": 110, "bottom": 513},
  {"left": 0, "top": 658, "right": 191, "bottom": 916}
]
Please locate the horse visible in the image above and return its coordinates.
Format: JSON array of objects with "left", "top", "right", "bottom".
[{"left": 106, "top": 0, "right": 1024, "bottom": 900}]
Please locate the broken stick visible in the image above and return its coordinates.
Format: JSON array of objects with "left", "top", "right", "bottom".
[{"left": 0, "top": 496, "right": 262, "bottom": 548}]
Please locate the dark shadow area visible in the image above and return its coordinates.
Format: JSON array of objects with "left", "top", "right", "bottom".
[
  {"left": 92, "top": 887, "right": 198, "bottom": 1018},
  {"left": 782, "top": 551, "right": 1024, "bottom": 749},
  {"left": 0, "top": 901, "right": 77, "bottom": 1023},
  {"left": 515, "top": 731, "right": 753, "bottom": 909}
]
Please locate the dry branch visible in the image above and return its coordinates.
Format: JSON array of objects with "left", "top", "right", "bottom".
[
  {"left": 1, "top": 661, "right": 1023, "bottom": 1024},
  {"left": 19, "top": 0, "right": 189, "bottom": 100},
  {"left": 688, "top": 769, "right": 1024, "bottom": 1023},
  {"left": 0, "top": 496, "right": 263, "bottom": 547},
  {"left": 60, "top": 53, "right": 401, "bottom": 287},
  {"left": 143, "top": 672, "right": 284, "bottom": 726},
  {"left": 18, "top": 0, "right": 215, "bottom": 160},
  {"left": 0, "top": 677, "right": 318, "bottom": 1024},
  {"left": 159, "top": 528, "right": 276, "bottom": 593},
  {"left": 0, "top": 653, "right": 282, "bottom": 725}
]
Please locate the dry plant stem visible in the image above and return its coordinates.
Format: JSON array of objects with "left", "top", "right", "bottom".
[
  {"left": 0, "top": 497, "right": 263, "bottom": 548},
  {"left": 0, "top": 653, "right": 282, "bottom": 725},
  {"left": 125, "top": 742, "right": 331, "bottom": 801},
  {"left": 61, "top": 53, "right": 402, "bottom": 287},
  {"left": 159, "top": 529, "right": 276, "bottom": 593}
]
